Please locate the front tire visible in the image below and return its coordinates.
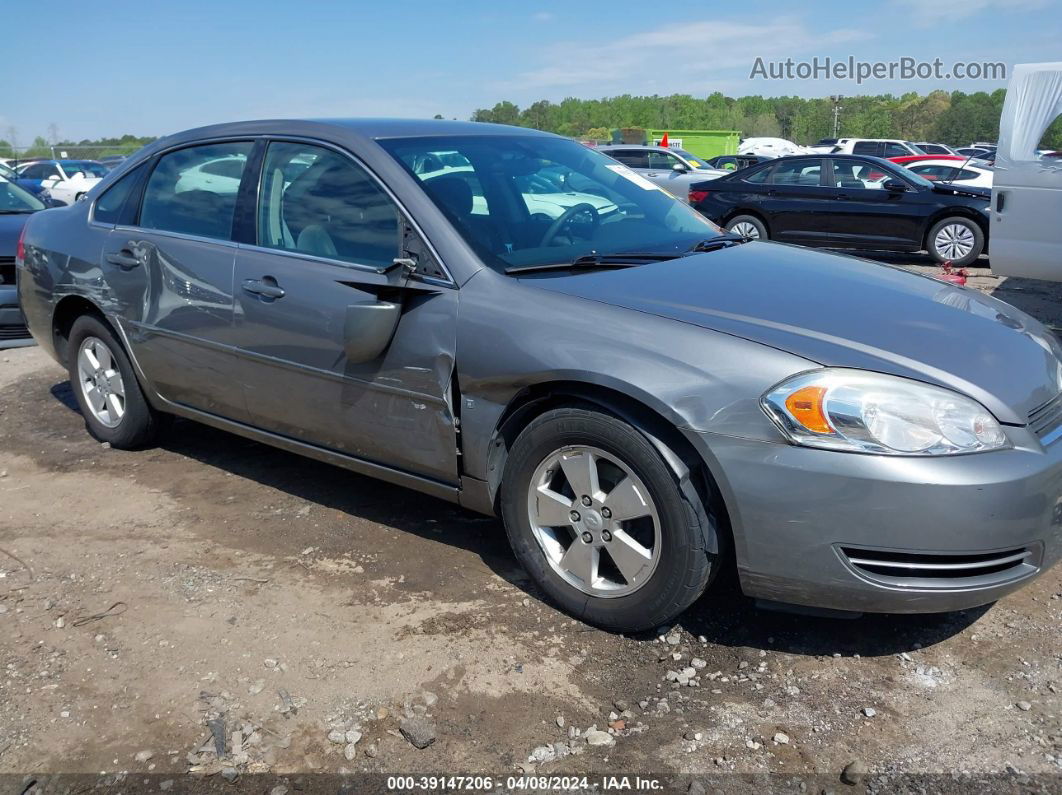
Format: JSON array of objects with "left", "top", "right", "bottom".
[
  {"left": 67, "top": 314, "right": 165, "bottom": 448},
  {"left": 927, "top": 216, "right": 984, "bottom": 267},
  {"left": 500, "top": 407, "right": 718, "bottom": 632},
  {"left": 725, "top": 214, "right": 767, "bottom": 240}
]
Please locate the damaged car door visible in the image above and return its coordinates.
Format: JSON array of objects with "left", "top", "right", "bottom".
[{"left": 232, "top": 140, "right": 459, "bottom": 484}]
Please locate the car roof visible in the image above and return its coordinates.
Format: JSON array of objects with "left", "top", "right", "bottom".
[
  {"left": 597, "top": 145, "right": 673, "bottom": 152},
  {"left": 163, "top": 118, "right": 551, "bottom": 144}
]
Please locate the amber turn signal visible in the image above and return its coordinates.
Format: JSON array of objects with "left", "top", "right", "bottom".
[{"left": 784, "top": 386, "right": 832, "bottom": 434}]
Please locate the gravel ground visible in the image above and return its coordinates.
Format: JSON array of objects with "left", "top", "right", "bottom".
[{"left": 0, "top": 256, "right": 1060, "bottom": 793}]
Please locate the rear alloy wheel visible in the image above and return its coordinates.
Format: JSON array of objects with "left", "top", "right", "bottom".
[
  {"left": 726, "top": 214, "right": 767, "bottom": 240},
  {"left": 501, "top": 407, "right": 718, "bottom": 632},
  {"left": 927, "top": 217, "right": 984, "bottom": 267},
  {"left": 66, "top": 314, "right": 167, "bottom": 448}
]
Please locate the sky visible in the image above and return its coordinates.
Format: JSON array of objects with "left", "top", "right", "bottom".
[{"left": 4, "top": 0, "right": 1061, "bottom": 143}]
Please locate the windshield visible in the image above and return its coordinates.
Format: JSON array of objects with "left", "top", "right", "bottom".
[
  {"left": 905, "top": 142, "right": 927, "bottom": 155},
  {"left": 0, "top": 176, "right": 46, "bottom": 212},
  {"left": 674, "top": 148, "right": 711, "bottom": 168},
  {"left": 61, "top": 161, "right": 109, "bottom": 178},
  {"left": 380, "top": 135, "right": 723, "bottom": 272}
]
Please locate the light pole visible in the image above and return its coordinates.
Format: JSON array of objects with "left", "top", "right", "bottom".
[{"left": 830, "top": 95, "right": 844, "bottom": 139}]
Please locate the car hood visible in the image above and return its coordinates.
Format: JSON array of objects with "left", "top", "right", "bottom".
[
  {"left": 930, "top": 181, "right": 990, "bottom": 200},
  {"left": 0, "top": 212, "right": 33, "bottom": 255},
  {"left": 525, "top": 242, "right": 1061, "bottom": 424}
]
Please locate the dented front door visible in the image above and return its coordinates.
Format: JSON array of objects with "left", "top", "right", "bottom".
[{"left": 232, "top": 245, "right": 459, "bottom": 484}]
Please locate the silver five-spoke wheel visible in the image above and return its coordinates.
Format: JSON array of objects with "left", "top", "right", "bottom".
[
  {"left": 933, "top": 222, "right": 975, "bottom": 261},
  {"left": 76, "top": 336, "right": 126, "bottom": 428},
  {"left": 527, "top": 445, "right": 661, "bottom": 598}
]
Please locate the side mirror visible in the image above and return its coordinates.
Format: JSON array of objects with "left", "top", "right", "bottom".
[
  {"left": 343, "top": 298, "right": 402, "bottom": 363},
  {"left": 883, "top": 179, "right": 908, "bottom": 193},
  {"left": 672, "top": 162, "right": 688, "bottom": 172}
]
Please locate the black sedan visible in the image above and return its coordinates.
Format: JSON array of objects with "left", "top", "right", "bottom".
[{"left": 689, "top": 154, "right": 991, "bottom": 266}]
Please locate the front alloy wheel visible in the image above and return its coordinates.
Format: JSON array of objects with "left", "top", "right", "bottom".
[
  {"left": 500, "top": 406, "right": 719, "bottom": 632},
  {"left": 527, "top": 445, "right": 661, "bottom": 597}
]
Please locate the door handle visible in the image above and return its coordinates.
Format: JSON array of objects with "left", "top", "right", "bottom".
[
  {"left": 105, "top": 250, "right": 141, "bottom": 269},
  {"left": 835, "top": 193, "right": 850, "bottom": 200},
  {"left": 995, "top": 191, "right": 1005, "bottom": 212},
  {"left": 242, "top": 277, "right": 286, "bottom": 300}
]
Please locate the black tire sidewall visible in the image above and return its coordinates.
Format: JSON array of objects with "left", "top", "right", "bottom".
[
  {"left": 727, "top": 214, "right": 768, "bottom": 240},
  {"left": 928, "top": 216, "right": 984, "bottom": 267},
  {"left": 66, "top": 315, "right": 158, "bottom": 448},
  {"left": 501, "top": 408, "right": 712, "bottom": 632}
]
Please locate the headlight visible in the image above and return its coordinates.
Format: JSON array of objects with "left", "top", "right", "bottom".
[{"left": 761, "top": 369, "right": 1008, "bottom": 455}]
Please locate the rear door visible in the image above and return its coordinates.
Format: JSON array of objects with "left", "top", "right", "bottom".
[
  {"left": 232, "top": 140, "right": 459, "bottom": 483},
  {"left": 99, "top": 140, "right": 253, "bottom": 420},
  {"left": 761, "top": 157, "right": 834, "bottom": 244}
]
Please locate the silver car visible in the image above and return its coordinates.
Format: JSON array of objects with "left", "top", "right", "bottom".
[
  {"left": 15, "top": 119, "right": 1062, "bottom": 631},
  {"left": 596, "top": 145, "right": 727, "bottom": 202}
]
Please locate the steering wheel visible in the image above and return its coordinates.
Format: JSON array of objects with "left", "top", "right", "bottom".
[{"left": 541, "top": 202, "right": 600, "bottom": 247}]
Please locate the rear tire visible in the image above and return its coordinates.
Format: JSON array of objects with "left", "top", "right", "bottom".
[
  {"left": 927, "top": 216, "right": 984, "bottom": 267},
  {"left": 500, "top": 406, "right": 718, "bottom": 632},
  {"left": 726, "top": 214, "right": 767, "bottom": 240},
  {"left": 66, "top": 314, "right": 165, "bottom": 449}
]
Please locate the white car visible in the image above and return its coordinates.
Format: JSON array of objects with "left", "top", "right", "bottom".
[
  {"left": 173, "top": 155, "right": 248, "bottom": 194},
  {"left": 15, "top": 159, "right": 108, "bottom": 205},
  {"left": 903, "top": 159, "right": 994, "bottom": 189},
  {"left": 737, "top": 137, "right": 808, "bottom": 157}
]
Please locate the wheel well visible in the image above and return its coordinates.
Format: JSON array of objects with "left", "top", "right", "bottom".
[
  {"left": 922, "top": 210, "right": 988, "bottom": 252},
  {"left": 51, "top": 295, "right": 109, "bottom": 366},
  {"left": 485, "top": 381, "right": 733, "bottom": 554}
]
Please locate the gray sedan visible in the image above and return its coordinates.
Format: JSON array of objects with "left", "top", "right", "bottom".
[
  {"left": 15, "top": 119, "right": 1062, "bottom": 631},
  {"left": 596, "top": 144, "right": 727, "bottom": 202}
]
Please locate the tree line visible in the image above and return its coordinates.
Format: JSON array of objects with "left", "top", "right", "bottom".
[
  {"left": 472, "top": 89, "right": 1062, "bottom": 149},
  {"left": 5, "top": 89, "right": 1061, "bottom": 161},
  {"left": 0, "top": 133, "right": 157, "bottom": 161}
]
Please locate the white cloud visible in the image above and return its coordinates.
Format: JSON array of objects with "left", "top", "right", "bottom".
[
  {"left": 892, "top": 0, "right": 1050, "bottom": 27},
  {"left": 503, "top": 18, "right": 869, "bottom": 94},
  {"left": 532, "top": 11, "right": 555, "bottom": 22}
]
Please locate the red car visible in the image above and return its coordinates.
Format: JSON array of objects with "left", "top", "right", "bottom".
[{"left": 888, "top": 154, "right": 967, "bottom": 166}]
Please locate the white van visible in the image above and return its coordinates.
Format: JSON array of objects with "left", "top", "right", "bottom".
[{"left": 991, "top": 62, "right": 1062, "bottom": 280}]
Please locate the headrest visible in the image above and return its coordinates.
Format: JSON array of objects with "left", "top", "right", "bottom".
[{"left": 425, "top": 176, "right": 473, "bottom": 217}]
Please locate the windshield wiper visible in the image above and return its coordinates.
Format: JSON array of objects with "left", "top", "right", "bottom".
[
  {"left": 0, "top": 209, "right": 35, "bottom": 215},
  {"left": 505, "top": 251, "right": 679, "bottom": 275},
  {"left": 684, "top": 234, "right": 752, "bottom": 253}
]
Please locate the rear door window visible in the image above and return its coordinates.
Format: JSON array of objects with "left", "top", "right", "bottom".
[
  {"left": 852, "top": 141, "right": 880, "bottom": 156},
  {"left": 610, "top": 150, "right": 650, "bottom": 169},
  {"left": 770, "top": 159, "right": 826, "bottom": 186},
  {"left": 93, "top": 163, "right": 147, "bottom": 224},
  {"left": 139, "top": 142, "right": 253, "bottom": 240}
]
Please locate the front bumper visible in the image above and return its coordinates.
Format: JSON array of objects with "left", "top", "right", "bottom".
[{"left": 689, "top": 427, "right": 1062, "bottom": 613}]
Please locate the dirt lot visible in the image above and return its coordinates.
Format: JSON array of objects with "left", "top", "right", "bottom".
[{"left": 1, "top": 258, "right": 1060, "bottom": 793}]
